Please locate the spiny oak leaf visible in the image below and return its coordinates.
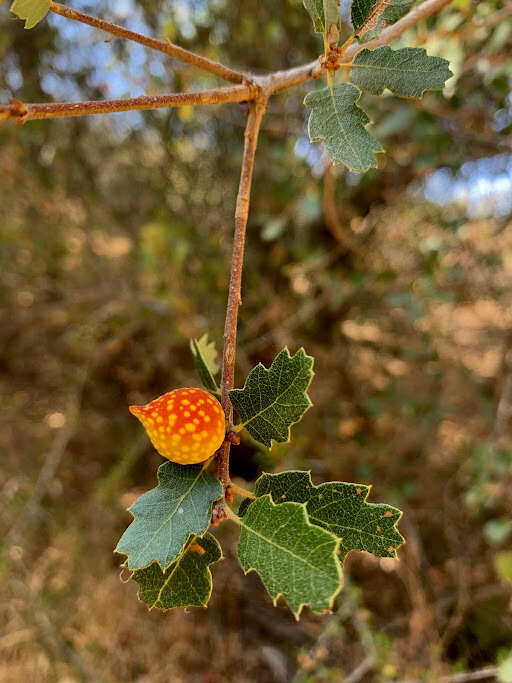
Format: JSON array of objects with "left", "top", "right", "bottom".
[
  {"left": 237, "top": 495, "right": 342, "bottom": 618},
  {"left": 131, "top": 533, "right": 222, "bottom": 610},
  {"left": 10, "top": 0, "right": 50, "bottom": 28},
  {"left": 229, "top": 347, "right": 314, "bottom": 447},
  {"left": 350, "top": 47, "right": 453, "bottom": 98},
  {"left": 116, "top": 461, "right": 222, "bottom": 570},
  {"left": 304, "top": 83, "right": 383, "bottom": 172},
  {"left": 240, "top": 470, "right": 404, "bottom": 561},
  {"left": 129, "top": 388, "right": 225, "bottom": 465},
  {"left": 190, "top": 334, "right": 220, "bottom": 393}
]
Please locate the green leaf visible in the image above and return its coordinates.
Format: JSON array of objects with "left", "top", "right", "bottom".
[
  {"left": 359, "top": 0, "right": 416, "bottom": 42},
  {"left": 115, "top": 461, "right": 222, "bottom": 570},
  {"left": 244, "top": 470, "right": 404, "bottom": 562},
  {"left": 229, "top": 347, "right": 314, "bottom": 448},
  {"left": 190, "top": 334, "right": 220, "bottom": 393},
  {"left": 304, "top": 83, "right": 383, "bottom": 172},
  {"left": 237, "top": 495, "right": 342, "bottom": 618},
  {"left": 10, "top": 0, "right": 50, "bottom": 28},
  {"left": 131, "top": 533, "right": 222, "bottom": 610},
  {"left": 351, "top": 0, "right": 389, "bottom": 35},
  {"left": 303, "top": 0, "right": 340, "bottom": 34},
  {"left": 350, "top": 47, "right": 453, "bottom": 98},
  {"left": 383, "top": 0, "right": 415, "bottom": 24}
]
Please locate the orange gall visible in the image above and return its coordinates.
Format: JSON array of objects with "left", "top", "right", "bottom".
[{"left": 129, "top": 388, "right": 225, "bottom": 465}]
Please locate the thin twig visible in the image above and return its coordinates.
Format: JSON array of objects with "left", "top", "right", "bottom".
[
  {"left": 217, "top": 98, "right": 268, "bottom": 491},
  {"left": 2, "top": 0, "right": 452, "bottom": 123},
  {"left": 0, "top": 85, "right": 256, "bottom": 123},
  {"left": 49, "top": 1, "right": 245, "bottom": 84}
]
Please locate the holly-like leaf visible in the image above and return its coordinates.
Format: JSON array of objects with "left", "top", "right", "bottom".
[
  {"left": 304, "top": 83, "right": 383, "bottom": 172},
  {"left": 131, "top": 533, "right": 222, "bottom": 610},
  {"left": 303, "top": 0, "right": 340, "bottom": 34},
  {"left": 237, "top": 495, "right": 342, "bottom": 618},
  {"left": 244, "top": 471, "right": 404, "bottom": 561},
  {"left": 115, "top": 461, "right": 222, "bottom": 570},
  {"left": 10, "top": 0, "right": 50, "bottom": 28},
  {"left": 229, "top": 347, "right": 314, "bottom": 447},
  {"left": 190, "top": 334, "right": 220, "bottom": 393},
  {"left": 350, "top": 47, "right": 452, "bottom": 98},
  {"left": 351, "top": 0, "right": 388, "bottom": 36}
]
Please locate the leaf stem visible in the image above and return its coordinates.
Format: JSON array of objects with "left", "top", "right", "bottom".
[
  {"left": 49, "top": 1, "right": 245, "bottom": 84},
  {"left": 230, "top": 484, "right": 256, "bottom": 500},
  {"left": 0, "top": 86, "right": 255, "bottom": 123},
  {"left": 217, "top": 97, "right": 268, "bottom": 492}
]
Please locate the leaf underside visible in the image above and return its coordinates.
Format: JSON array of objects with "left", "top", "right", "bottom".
[
  {"left": 132, "top": 533, "right": 222, "bottom": 610},
  {"left": 115, "top": 461, "right": 222, "bottom": 570},
  {"left": 10, "top": 0, "right": 50, "bottom": 28},
  {"left": 303, "top": 0, "right": 340, "bottom": 33},
  {"left": 352, "top": 0, "right": 377, "bottom": 32},
  {"left": 190, "top": 334, "right": 220, "bottom": 393},
  {"left": 229, "top": 347, "right": 314, "bottom": 447},
  {"left": 350, "top": 47, "right": 453, "bottom": 98},
  {"left": 304, "top": 83, "right": 383, "bottom": 172},
  {"left": 237, "top": 495, "right": 342, "bottom": 618},
  {"left": 240, "top": 470, "right": 404, "bottom": 562},
  {"left": 357, "top": 0, "right": 416, "bottom": 42}
]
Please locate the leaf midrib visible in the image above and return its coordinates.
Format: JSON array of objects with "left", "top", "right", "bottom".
[
  {"left": 239, "top": 513, "right": 338, "bottom": 582},
  {"left": 131, "top": 469, "right": 211, "bottom": 567}
]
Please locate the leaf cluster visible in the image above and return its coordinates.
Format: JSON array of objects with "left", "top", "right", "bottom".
[{"left": 116, "top": 343, "right": 404, "bottom": 617}]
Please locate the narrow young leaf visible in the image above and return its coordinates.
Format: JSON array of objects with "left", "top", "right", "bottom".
[
  {"left": 303, "top": 0, "right": 340, "bottom": 34},
  {"left": 190, "top": 334, "right": 220, "bottom": 393},
  {"left": 131, "top": 533, "right": 222, "bottom": 610},
  {"left": 115, "top": 461, "right": 222, "bottom": 570},
  {"left": 244, "top": 470, "right": 404, "bottom": 562},
  {"left": 350, "top": 47, "right": 452, "bottom": 98},
  {"left": 229, "top": 348, "right": 314, "bottom": 447},
  {"left": 10, "top": 0, "right": 50, "bottom": 28},
  {"left": 304, "top": 83, "right": 383, "bottom": 172},
  {"left": 237, "top": 495, "right": 342, "bottom": 618}
]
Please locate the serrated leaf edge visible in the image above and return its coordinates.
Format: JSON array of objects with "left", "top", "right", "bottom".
[
  {"left": 350, "top": 46, "right": 453, "bottom": 99},
  {"left": 304, "top": 84, "right": 384, "bottom": 173},
  {"left": 253, "top": 469, "right": 405, "bottom": 563},
  {"left": 237, "top": 494, "right": 343, "bottom": 619},
  {"left": 132, "top": 533, "right": 223, "bottom": 611},
  {"left": 115, "top": 464, "right": 222, "bottom": 571},
  {"left": 230, "top": 347, "right": 314, "bottom": 447}
]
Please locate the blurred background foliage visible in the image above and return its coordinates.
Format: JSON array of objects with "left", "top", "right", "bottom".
[{"left": 1, "top": 0, "right": 512, "bottom": 680}]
